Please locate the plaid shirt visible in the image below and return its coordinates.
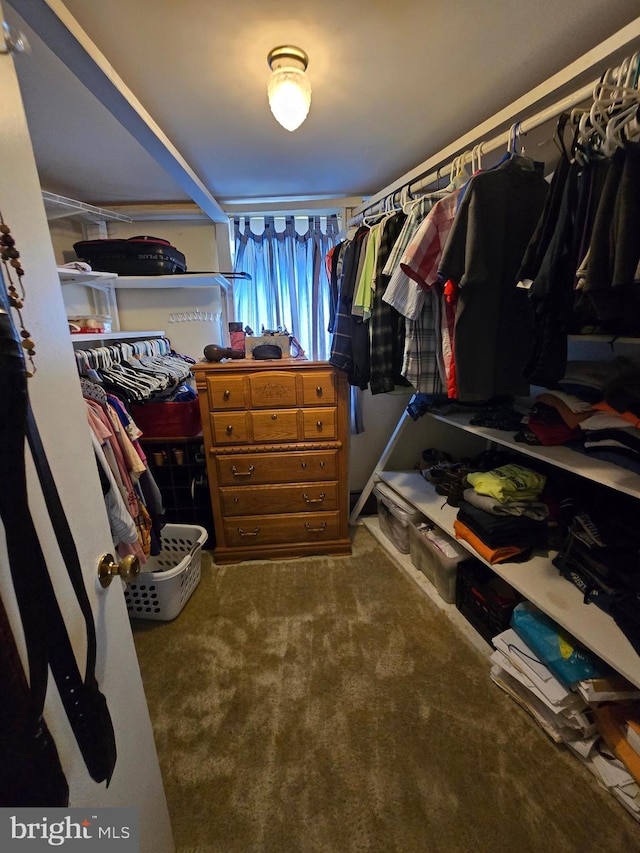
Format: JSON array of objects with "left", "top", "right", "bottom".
[
  {"left": 369, "top": 212, "right": 410, "bottom": 394},
  {"left": 384, "top": 190, "right": 462, "bottom": 394}
]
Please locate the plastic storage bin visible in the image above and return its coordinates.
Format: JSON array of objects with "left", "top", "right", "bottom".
[
  {"left": 409, "top": 521, "right": 468, "bottom": 603},
  {"left": 124, "top": 523, "right": 208, "bottom": 621},
  {"left": 374, "top": 482, "right": 424, "bottom": 554},
  {"left": 455, "top": 559, "right": 521, "bottom": 644}
]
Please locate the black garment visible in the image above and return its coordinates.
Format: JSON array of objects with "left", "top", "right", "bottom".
[
  {"left": 457, "top": 500, "right": 548, "bottom": 550},
  {"left": 580, "top": 146, "right": 640, "bottom": 334},
  {"left": 517, "top": 152, "right": 571, "bottom": 284},
  {"left": 439, "top": 155, "right": 549, "bottom": 402},
  {"left": 370, "top": 212, "right": 411, "bottom": 395},
  {"left": 329, "top": 227, "right": 368, "bottom": 383},
  {"left": 523, "top": 158, "right": 580, "bottom": 387}
]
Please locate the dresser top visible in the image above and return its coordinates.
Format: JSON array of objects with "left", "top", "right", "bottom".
[{"left": 192, "top": 357, "right": 333, "bottom": 374}]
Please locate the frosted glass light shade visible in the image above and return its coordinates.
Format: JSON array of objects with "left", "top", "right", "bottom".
[{"left": 267, "top": 67, "right": 311, "bottom": 131}]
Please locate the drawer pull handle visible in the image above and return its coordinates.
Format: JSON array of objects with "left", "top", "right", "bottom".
[
  {"left": 226, "top": 424, "right": 233, "bottom": 434},
  {"left": 233, "top": 497, "right": 239, "bottom": 504},
  {"left": 271, "top": 414, "right": 278, "bottom": 420},
  {"left": 231, "top": 465, "right": 255, "bottom": 478},
  {"left": 316, "top": 385, "right": 323, "bottom": 396},
  {"left": 319, "top": 461, "right": 325, "bottom": 469},
  {"left": 316, "top": 420, "right": 323, "bottom": 429},
  {"left": 305, "top": 522, "right": 327, "bottom": 534},
  {"left": 303, "top": 492, "right": 326, "bottom": 504},
  {"left": 301, "top": 461, "right": 307, "bottom": 469},
  {"left": 238, "top": 526, "right": 260, "bottom": 537},
  {"left": 223, "top": 389, "right": 231, "bottom": 400}
]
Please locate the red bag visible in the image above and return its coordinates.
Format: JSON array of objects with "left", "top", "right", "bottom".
[{"left": 130, "top": 399, "right": 201, "bottom": 438}]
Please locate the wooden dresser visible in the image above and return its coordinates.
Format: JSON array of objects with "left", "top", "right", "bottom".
[{"left": 193, "top": 358, "right": 351, "bottom": 563}]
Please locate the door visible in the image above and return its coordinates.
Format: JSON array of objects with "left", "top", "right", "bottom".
[{"left": 0, "top": 18, "right": 173, "bottom": 852}]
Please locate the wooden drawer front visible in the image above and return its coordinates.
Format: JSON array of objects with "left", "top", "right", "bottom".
[
  {"left": 221, "top": 482, "right": 339, "bottom": 516},
  {"left": 206, "top": 376, "right": 246, "bottom": 410},
  {"left": 216, "top": 450, "right": 338, "bottom": 486},
  {"left": 223, "top": 511, "right": 341, "bottom": 547},
  {"left": 250, "top": 409, "right": 299, "bottom": 443},
  {"left": 302, "top": 408, "right": 337, "bottom": 440},
  {"left": 302, "top": 371, "right": 335, "bottom": 406},
  {"left": 211, "top": 412, "right": 249, "bottom": 445},
  {"left": 248, "top": 371, "right": 297, "bottom": 408}
]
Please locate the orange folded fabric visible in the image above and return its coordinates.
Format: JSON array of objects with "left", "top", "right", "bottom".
[
  {"left": 594, "top": 703, "right": 640, "bottom": 786},
  {"left": 453, "top": 519, "right": 525, "bottom": 564},
  {"left": 592, "top": 401, "right": 640, "bottom": 429}
]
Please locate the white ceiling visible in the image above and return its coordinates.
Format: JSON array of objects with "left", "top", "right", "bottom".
[{"left": 5, "top": 0, "right": 640, "bottom": 218}]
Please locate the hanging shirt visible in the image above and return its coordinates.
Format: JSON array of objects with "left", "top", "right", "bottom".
[
  {"left": 438, "top": 156, "right": 549, "bottom": 402},
  {"left": 382, "top": 190, "right": 462, "bottom": 394},
  {"left": 369, "top": 211, "right": 410, "bottom": 395},
  {"left": 352, "top": 222, "right": 382, "bottom": 320},
  {"left": 382, "top": 194, "right": 440, "bottom": 276}
]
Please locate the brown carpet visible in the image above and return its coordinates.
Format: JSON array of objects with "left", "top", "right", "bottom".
[{"left": 132, "top": 526, "right": 640, "bottom": 852}]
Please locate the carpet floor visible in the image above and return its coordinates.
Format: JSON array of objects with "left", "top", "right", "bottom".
[{"left": 132, "top": 526, "right": 640, "bottom": 852}]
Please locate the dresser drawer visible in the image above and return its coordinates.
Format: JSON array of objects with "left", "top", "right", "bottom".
[
  {"left": 220, "top": 482, "right": 339, "bottom": 516},
  {"left": 301, "top": 370, "right": 335, "bottom": 405},
  {"left": 251, "top": 409, "right": 299, "bottom": 442},
  {"left": 223, "top": 511, "right": 341, "bottom": 547},
  {"left": 206, "top": 375, "right": 246, "bottom": 410},
  {"left": 211, "top": 412, "right": 249, "bottom": 444},
  {"left": 248, "top": 371, "right": 297, "bottom": 408},
  {"left": 216, "top": 450, "right": 338, "bottom": 486},
  {"left": 302, "top": 408, "right": 337, "bottom": 440}
]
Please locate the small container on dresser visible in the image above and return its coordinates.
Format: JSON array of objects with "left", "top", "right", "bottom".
[{"left": 192, "top": 358, "right": 351, "bottom": 563}]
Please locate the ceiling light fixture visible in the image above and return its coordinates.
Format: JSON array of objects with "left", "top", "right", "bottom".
[{"left": 267, "top": 45, "right": 311, "bottom": 132}]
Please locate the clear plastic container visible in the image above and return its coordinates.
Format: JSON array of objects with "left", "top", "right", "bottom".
[
  {"left": 373, "top": 482, "right": 424, "bottom": 554},
  {"left": 409, "top": 520, "right": 467, "bottom": 603}
]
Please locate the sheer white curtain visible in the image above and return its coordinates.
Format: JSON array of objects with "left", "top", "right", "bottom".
[{"left": 232, "top": 215, "right": 339, "bottom": 360}]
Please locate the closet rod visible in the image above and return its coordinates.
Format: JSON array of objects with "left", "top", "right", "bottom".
[
  {"left": 349, "top": 80, "right": 593, "bottom": 225},
  {"left": 350, "top": 17, "right": 640, "bottom": 222}
]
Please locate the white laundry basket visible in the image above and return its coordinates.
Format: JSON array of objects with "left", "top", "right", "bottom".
[{"left": 124, "top": 523, "right": 208, "bottom": 621}]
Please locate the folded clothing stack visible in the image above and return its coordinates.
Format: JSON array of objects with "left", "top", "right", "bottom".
[{"left": 453, "top": 463, "right": 550, "bottom": 564}]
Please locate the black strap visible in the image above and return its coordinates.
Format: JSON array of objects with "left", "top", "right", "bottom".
[
  {"left": 25, "top": 403, "right": 117, "bottom": 784},
  {"left": 0, "top": 289, "right": 116, "bottom": 786}
]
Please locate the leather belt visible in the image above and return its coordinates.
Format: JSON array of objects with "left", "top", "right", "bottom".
[{"left": 0, "top": 282, "right": 116, "bottom": 799}]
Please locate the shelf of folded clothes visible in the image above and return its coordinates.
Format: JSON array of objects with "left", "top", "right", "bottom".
[{"left": 376, "top": 468, "right": 640, "bottom": 690}]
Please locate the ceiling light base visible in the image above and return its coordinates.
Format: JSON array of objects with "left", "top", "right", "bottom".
[{"left": 267, "top": 46, "right": 309, "bottom": 73}]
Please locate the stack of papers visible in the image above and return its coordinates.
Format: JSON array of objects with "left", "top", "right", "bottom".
[
  {"left": 566, "top": 739, "right": 640, "bottom": 821},
  {"left": 490, "top": 629, "right": 596, "bottom": 745},
  {"left": 576, "top": 675, "right": 640, "bottom": 705},
  {"left": 490, "top": 627, "right": 640, "bottom": 822}
]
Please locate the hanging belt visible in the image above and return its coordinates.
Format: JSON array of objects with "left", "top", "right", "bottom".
[{"left": 0, "top": 293, "right": 116, "bottom": 790}]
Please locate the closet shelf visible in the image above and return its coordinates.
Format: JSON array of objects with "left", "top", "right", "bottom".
[
  {"left": 113, "top": 273, "right": 230, "bottom": 290},
  {"left": 70, "top": 329, "right": 165, "bottom": 344},
  {"left": 568, "top": 334, "right": 640, "bottom": 345},
  {"left": 427, "top": 408, "right": 640, "bottom": 500},
  {"left": 43, "top": 191, "right": 132, "bottom": 224},
  {"left": 58, "top": 267, "right": 117, "bottom": 287},
  {"left": 376, "top": 469, "right": 640, "bottom": 689}
]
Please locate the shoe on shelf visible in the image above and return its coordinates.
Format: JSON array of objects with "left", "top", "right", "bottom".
[
  {"left": 434, "top": 471, "right": 469, "bottom": 507},
  {"left": 425, "top": 459, "right": 476, "bottom": 484},
  {"left": 421, "top": 447, "right": 453, "bottom": 467}
]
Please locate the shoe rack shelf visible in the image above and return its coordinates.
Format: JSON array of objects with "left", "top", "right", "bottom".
[{"left": 140, "top": 436, "right": 215, "bottom": 545}]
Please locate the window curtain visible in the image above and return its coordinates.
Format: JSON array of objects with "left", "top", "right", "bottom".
[{"left": 232, "top": 215, "right": 339, "bottom": 360}]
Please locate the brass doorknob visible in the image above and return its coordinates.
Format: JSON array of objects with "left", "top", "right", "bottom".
[{"left": 98, "top": 553, "right": 140, "bottom": 588}]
